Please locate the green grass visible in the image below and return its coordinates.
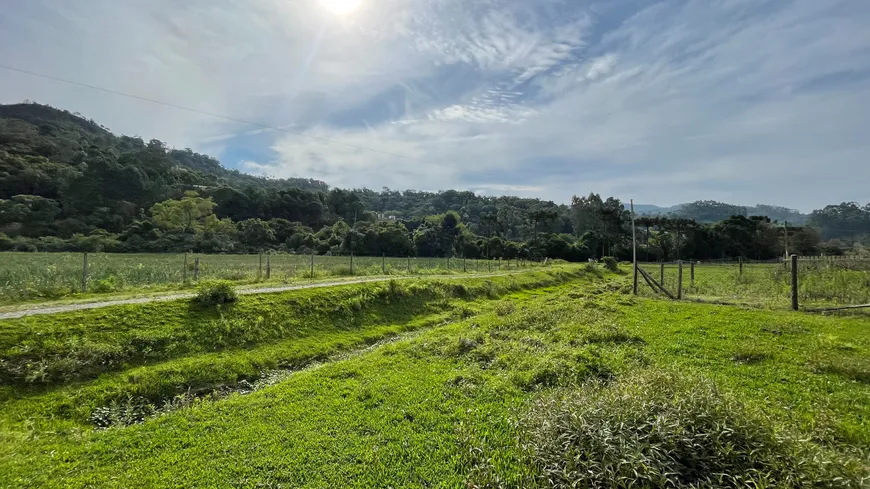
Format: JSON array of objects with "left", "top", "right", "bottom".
[
  {"left": 640, "top": 261, "right": 870, "bottom": 309},
  {"left": 1, "top": 266, "right": 868, "bottom": 487},
  {"left": 0, "top": 252, "right": 533, "bottom": 305}
]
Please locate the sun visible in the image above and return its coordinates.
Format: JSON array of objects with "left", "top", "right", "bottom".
[{"left": 319, "top": 0, "right": 362, "bottom": 15}]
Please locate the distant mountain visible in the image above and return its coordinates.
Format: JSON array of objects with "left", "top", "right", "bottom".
[
  {"left": 629, "top": 204, "right": 682, "bottom": 216},
  {"left": 627, "top": 201, "right": 808, "bottom": 225}
]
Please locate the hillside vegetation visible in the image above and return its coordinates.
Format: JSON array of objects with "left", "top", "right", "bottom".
[{"left": 1, "top": 102, "right": 869, "bottom": 262}]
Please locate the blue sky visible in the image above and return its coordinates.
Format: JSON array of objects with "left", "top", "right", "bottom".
[{"left": 1, "top": 0, "right": 869, "bottom": 211}]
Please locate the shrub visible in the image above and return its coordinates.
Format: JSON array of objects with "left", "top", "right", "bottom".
[
  {"left": 521, "top": 369, "right": 867, "bottom": 488},
  {"left": 494, "top": 301, "right": 516, "bottom": 316},
  {"left": 195, "top": 281, "right": 238, "bottom": 307},
  {"left": 92, "top": 275, "right": 121, "bottom": 293},
  {"left": 601, "top": 256, "right": 619, "bottom": 272}
]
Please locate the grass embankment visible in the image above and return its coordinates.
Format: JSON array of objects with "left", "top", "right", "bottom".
[
  {"left": 0, "top": 251, "right": 536, "bottom": 306},
  {"left": 2, "top": 265, "right": 869, "bottom": 487},
  {"left": 0, "top": 267, "right": 593, "bottom": 428}
]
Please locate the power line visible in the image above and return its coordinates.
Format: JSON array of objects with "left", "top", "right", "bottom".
[{"left": 0, "top": 64, "right": 500, "bottom": 178}]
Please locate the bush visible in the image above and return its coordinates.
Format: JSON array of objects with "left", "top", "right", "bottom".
[
  {"left": 521, "top": 370, "right": 866, "bottom": 488},
  {"left": 91, "top": 275, "right": 121, "bottom": 293},
  {"left": 195, "top": 281, "right": 238, "bottom": 307},
  {"left": 601, "top": 256, "right": 619, "bottom": 272},
  {"left": 494, "top": 301, "right": 516, "bottom": 316}
]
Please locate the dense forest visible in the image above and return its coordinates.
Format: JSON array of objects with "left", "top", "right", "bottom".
[{"left": 1, "top": 102, "right": 868, "bottom": 261}]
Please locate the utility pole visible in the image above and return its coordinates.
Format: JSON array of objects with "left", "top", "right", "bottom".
[
  {"left": 631, "top": 199, "right": 638, "bottom": 295},
  {"left": 783, "top": 221, "right": 790, "bottom": 260}
]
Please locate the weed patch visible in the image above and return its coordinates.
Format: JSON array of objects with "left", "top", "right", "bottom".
[
  {"left": 521, "top": 369, "right": 867, "bottom": 488},
  {"left": 194, "top": 280, "right": 238, "bottom": 307}
]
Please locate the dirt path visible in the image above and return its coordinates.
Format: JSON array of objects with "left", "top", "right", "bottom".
[{"left": 0, "top": 272, "right": 520, "bottom": 320}]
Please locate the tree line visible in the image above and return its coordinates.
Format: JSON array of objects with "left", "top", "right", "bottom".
[{"left": 1, "top": 102, "right": 868, "bottom": 260}]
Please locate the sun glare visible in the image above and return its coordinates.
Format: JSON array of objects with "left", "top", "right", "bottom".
[{"left": 319, "top": 0, "right": 362, "bottom": 15}]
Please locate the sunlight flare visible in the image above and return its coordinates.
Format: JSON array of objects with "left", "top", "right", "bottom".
[{"left": 319, "top": 0, "right": 362, "bottom": 15}]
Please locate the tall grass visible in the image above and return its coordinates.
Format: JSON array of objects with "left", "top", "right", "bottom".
[
  {"left": 638, "top": 261, "right": 870, "bottom": 308},
  {"left": 0, "top": 252, "right": 538, "bottom": 303},
  {"left": 522, "top": 369, "right": 866, "bottom": 488}
]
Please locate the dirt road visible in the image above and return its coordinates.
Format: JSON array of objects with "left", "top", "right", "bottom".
[{"left": 0, "top": 272, "right": 519, "bottom": 320}]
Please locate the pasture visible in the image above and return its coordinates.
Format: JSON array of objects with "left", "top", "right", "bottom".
[
  {"left": 1, "top": 264, "right": 867, "bottom": 487},
  {"left": 639, "top": 259, "right": 870, "bottom": 310},
  {"left": 0, "top": 252, "right": 533, "bottom": 305}
]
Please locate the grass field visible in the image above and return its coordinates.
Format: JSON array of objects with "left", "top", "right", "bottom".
[
  {"left": 639, "top": 261, "right": 870, "bottom": 309},
  {"left": 1, "top": 264, "right": 868, "bottom": 487},
  {"left": 0, "top": 252, "right": 533, "bottom": 305}
]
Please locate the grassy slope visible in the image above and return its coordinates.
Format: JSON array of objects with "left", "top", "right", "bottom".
[{"left": 2, "top": 267, "right": 868, "bottom": 487}]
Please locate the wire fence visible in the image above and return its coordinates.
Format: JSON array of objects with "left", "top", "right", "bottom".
[
  {"left": 0, "top": 252, "right": 545, "bottom": 304},
  {"left": 637, "top": 256, "right": 870, "bottom": 311}
]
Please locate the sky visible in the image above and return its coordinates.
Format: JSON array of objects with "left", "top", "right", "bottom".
[{"left": 1, "top": 0, "right": 869, "bottom": 212}]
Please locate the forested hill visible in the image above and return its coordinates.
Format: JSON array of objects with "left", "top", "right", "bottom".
[
  {"left": 0, "top": 103, "right": 329, "bottom": 194},
  {"left": 1, "top": 102, "right": 868, "bottom": 259},
  {"left": 629, "top": 202, "right": 809, "bottom": 225}
]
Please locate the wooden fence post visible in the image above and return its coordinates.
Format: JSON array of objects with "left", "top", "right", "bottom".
[
  {"left": 82, "top": 252, "right": 88, "bottom": 293},
  {"left": 739, "top": 256, "right": 744, "bottom": 275},
  {"left": 258, "top": 252, "right": 263, "bottom": 280},
  {"left": 447, "top": 256, "right": 450, "bottom": 271},
  {"left": 463, "top": 257, "right": 467, "bottom": 272},
  {"left": 407, "top": 256, "right": 411, "bottom": 274},
  {"left": 677, "top": 260, "right": 683, "bottom": 300},
  {"left": 690, "top": 261, "right": 695, "bottom": 287},
  {"left": 350, "top": 252, "right": 354, "bottom": 275},
  {"left": 631, "top": 199, "right": 638, "bottom": 296},
  {"left": 310, "top": 252, "right": 315, "bottom": 278},
  {"left": 194, "top": 257, "right": 200, "bottom": 281},
  {"left": 266, "top": 255, "right": 271, "bottom": 280},
  {"left": 791, "top": 254, "right": 799, "bottom": 311},
  {"left": 183, "top": 252, "right": 188, "bottom": 283},
  {"left": 382, "top": 253, "right": 386, "bottom": 274},
  {"left": 660, "top": 260, "right": 664, "bottom": 287}
]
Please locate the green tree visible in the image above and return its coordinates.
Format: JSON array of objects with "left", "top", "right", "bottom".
[
  {"left": 236, "top": 218, "right": 276, "bottom": 249},
  {"left": 150, "top": 192, "right": 217, "bottom": 233}
]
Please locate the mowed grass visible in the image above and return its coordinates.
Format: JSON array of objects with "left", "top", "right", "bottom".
[
  {"left": 0, "top": 252, "right": 531, "bottom": 305},
  {"left": 640, "top": 261, "right": 870, "bottom": 309},
  {"left": 1, "top": 265, "right": 869, "bottom": 487}
]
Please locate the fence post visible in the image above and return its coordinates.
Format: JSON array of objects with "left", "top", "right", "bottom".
[
  {"left": 350, "top": 252, "right": 354, "bottom": 275},
  {"left": 447, "top": 256, "right": 450, "bottom": 271},
  {"left": 382, "top": 253, "right": 386, "bottom": 274},
  {"left": 258, "top": 252, "right": 263, "bottom": 280},
  {"left": 183, "top": 252, "right": 188, "bottom": 283},
  {"left": 266, "top": 255, "right": 271, "bottom": 280},
  {"left": 464, "top": 257, "right": 467, "bottom": 272},
  {"left": 407, "top": 256, "right": 411, "bottom": 274},
  {"left": 690, "top": 262, "right": 695, "bottom": 287},
  {"left": 310, "top": 252, "right": 315, "bottom": 278},
  {"left": 791, "top": 254, "right": 799, "bottom": 311},
  {"left": 660, "top": 260, "right": 664, "bottom": 287},
  {"left": 739, "top": 256, "right": 744, "bottom": 275},
  {"left": 82, "top": 252, "right": 88, "bottom": 293},
  {"left": 631, "top": 199, "right": 638, "bottom": 296},
  {"left": 677, "top": 260, "right": 683, "bottom": 299},
  {"left": 194, "top": 257, "right": 200, "bottom": 281},
  {"left": 488, "top": 259, "right": 492, "bottom": 273}
]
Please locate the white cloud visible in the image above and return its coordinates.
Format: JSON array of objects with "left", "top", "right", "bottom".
[{"left": 583, "top": 54, "right": 618, "bottom": 81}]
